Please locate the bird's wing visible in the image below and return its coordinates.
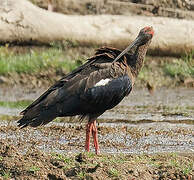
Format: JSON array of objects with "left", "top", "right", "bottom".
[
  {"left": 94, "top": 46, "right": 131, "bottom": 61},
  {"left": 80, "top": 74, "right": 132, "bottom": 115},
  {"left": 20, "top": 58, "right": 97, "bottom": 115},
  {"left": 20, "top": 47, "right": 126, "bottom": 115},
  {"left": 95, "top": 46, "right": 123, "bottom": 56}
]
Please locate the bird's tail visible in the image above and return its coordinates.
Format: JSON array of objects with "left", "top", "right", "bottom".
[{"left": 17, "top": 108, "right": 57, "bottom": 128}]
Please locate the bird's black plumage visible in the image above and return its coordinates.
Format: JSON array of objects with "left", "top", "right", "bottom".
[
  {"left": 81, "top": 75, "right": 132, "bottom": 112},
  {"left": 18, "top": 47, "right": 132, "bottom": 128},
  {"left": 18, "top": 26, "right": 154, "bottom": 132},
  {"left": 18, "top": 26, "right": 154, "bottom": 154}
]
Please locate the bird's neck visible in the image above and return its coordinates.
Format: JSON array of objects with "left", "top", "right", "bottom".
[{"left": 127, "top": 40, "right": 151, "bottom": 77}]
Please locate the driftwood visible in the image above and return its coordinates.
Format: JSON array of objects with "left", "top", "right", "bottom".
[{"left": 0, "top": 0, "right": 193, "bottom": 56}]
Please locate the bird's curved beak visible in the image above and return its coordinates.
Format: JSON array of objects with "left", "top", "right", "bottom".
[{"left": 112, "top": 36, "right": 142, "bottom": 63}]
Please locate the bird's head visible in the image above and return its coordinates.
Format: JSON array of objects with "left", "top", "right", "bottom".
[
  {"left": 136, "top": 26, "right": 154, "bottom": 45},
  {"left": 113, "top": 26, "right": 154, "bottom": 62}
]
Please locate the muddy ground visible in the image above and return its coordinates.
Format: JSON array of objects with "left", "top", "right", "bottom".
[
  {"left": 0, "top": 140, "right": 193, "bottom": 179},
  {"left": 0, "top": 122, "right": 193, "bottom": 179},
  {"left": 0, "top": 87, "right": 193, "bottom": 179}
]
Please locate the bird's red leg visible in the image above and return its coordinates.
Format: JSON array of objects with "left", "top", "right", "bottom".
[
  {"left": 92, "top": 120, "right": 99, "bottom": 154},
  {"left": 85, "top": 122, "right": 93, "bottom": 152}
]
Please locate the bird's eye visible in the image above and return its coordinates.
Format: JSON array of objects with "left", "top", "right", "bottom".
[{"left": 144, "top": 28, "right": 150, "bottom": 33}]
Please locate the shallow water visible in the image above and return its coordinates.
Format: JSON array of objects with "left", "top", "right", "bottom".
[{"left": 0, "top": 87, "right": 193, "bottom": 154}]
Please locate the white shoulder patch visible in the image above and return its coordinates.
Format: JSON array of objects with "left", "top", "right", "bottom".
[{"left": 94, "top": 78, "right": 111, "bottom": 87}]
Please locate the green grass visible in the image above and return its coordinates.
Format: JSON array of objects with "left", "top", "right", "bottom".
[
  {"left": 0, "top": 100, "right": 32, "bottom": 109},
  {"left": 0, "top": 45, "right": 193, "bottom": 88},
  {"left": 51, "top": 153, "right": 73, "bottom": 164},
  {"left": 85, "top": 152, "right": 96, "bottom": 158},
  {"left": 182, "top": 163, "right": 193, "bottom": 175},
  {"left": 138, "top": 66, "right": 150, "bottom": 81},
  {"left": 0, "top": 46, "right": 84, "bottom": 75},
  {"left": 170, "top": 159, "right": 179, "bottom": 168},
  {"left": 164, "top": 51, "right": 194, "bottom": 78},
  {"left": 0, "top": 115, "right": 18, "bottom": 121},
  {"left": 77, "top": 171, "right": 86, "bottom": 179},
  {"left": 108, "top": 168, "right": 119, "bottom": 177},
  {"left": 28, "top": 166, "right": 40, "bottom": 173},
  {"left": 0, "top": 171, "right": 11, "bottom": 179},
  {"left": 168, "top": 157, "right": 193, "bottom": 175}
]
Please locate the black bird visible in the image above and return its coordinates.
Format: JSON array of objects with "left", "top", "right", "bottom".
[{"left": 18, "top": 26, "right": 154, "bottom": 154}]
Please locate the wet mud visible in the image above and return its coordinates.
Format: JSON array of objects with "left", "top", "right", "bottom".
[
  {"left": 0, "top": 87, "right": 193, "bottom": 154},
  {"left": 0, "top": 87, "right": 193, "bottom": 179}
]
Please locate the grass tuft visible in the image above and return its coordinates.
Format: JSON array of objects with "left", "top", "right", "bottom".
[
  {"left": 0, "top": 100, "right": 32, "bottom": 109},
  {"left": 77, "top": 171, "right": 86, "bottom": 179},
  {"left": 182, "top": 163, "right": 193, "bottom": 175},
  {"left": 28, "top": 166, "right": 40, "bottom": 173},
  {"left": 51, "top": 153, "right": 73, "bottom": 164},
  {"left": 0, "top": 46, "right": 84, "bottom": 75},
  {"left": 164, "top": 51, "right": 194, "bottom": 78},
  {"left": 85, "top": 152, "right": 95, "bottom": 158},
  {"left": 0, "top": 171, "right": 11, "bottom": 179},
  {"left": 108, "top": 168, "right": 119, "bottom": 177}
]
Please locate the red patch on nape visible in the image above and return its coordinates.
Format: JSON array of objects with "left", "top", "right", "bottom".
[{"left": 143, "top": 26, "right": 154, "bottom": 36}]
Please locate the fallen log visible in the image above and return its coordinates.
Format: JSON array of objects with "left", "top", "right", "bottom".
[{"left": 0, "top": 0, "right": 193, "bottom": 56}]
